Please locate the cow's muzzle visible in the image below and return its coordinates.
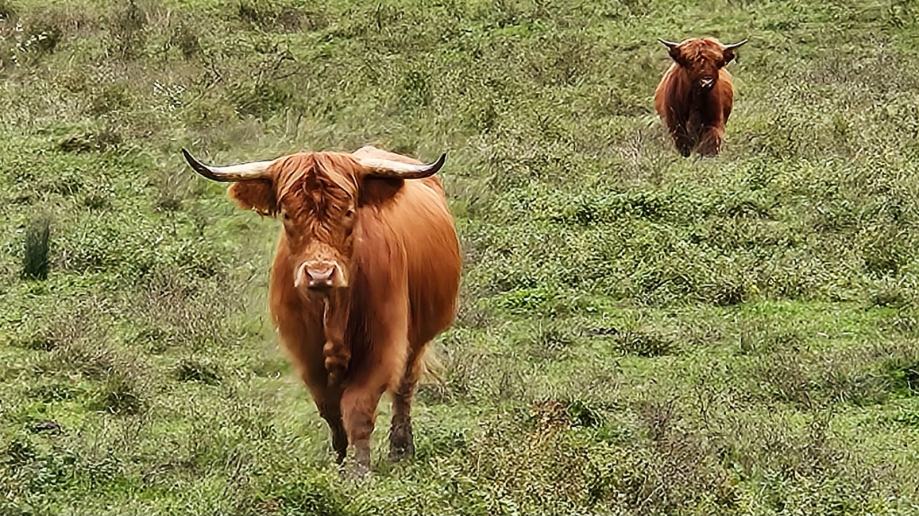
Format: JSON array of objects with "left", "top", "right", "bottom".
[
  {"left": 699, "top": 77, "right": 714, "bottom": 90},
  {"left": 294, "top": 261, "right": 345, "bottom": 291}
]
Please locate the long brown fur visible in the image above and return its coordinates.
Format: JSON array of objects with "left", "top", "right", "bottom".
[
  {"left": 230, "top": 146, "right": 461, "bottom": 475},
  {"left": 654, "top": 37, "right": 740, "bottom": 157}
]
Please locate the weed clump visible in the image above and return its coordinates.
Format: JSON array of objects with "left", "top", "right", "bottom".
[
  {"left": 108, "top": 0, "right": 145, "bottom": 59},
  {"left": 0, "top": 1, "right": 16, "bottom": 20},
  {"left": 19, "top": 21, "right": 62, "bottom": 55},
  {"left": 21, "top": 214, "right": 51, "bottom": 280},
  {"left": 168, "top": 22, "right": 200, "bottom": 59},
  {"left": 615, "top": 329, "right": 674, "bottom": 357},
  {"left": 174, "top": 359, "right": 221, "bottom": 386},
  {"left": 236, "top": 0, "right": 323, "bottom": 32},
  {"left": 93, "top": 373, "right": 145, "bottom": 415},
  {"left": 58, "top": 130, "right": 121, "bottom": 153}
]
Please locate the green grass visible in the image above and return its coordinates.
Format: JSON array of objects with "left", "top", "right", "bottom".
[{"left": 1, "top": 0, "right": 919, "bottom": 514}]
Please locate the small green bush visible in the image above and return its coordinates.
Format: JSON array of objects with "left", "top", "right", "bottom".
[
  {"left": 21, "top": 215, "right": 51, "bottom": 280},
  {"left": 174, "top": 359, "right": 221, "bottom": 386}
]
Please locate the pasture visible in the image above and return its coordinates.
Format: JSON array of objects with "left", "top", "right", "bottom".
[{"left": 2, "top": 0, "right": 919, "bottom": 514}]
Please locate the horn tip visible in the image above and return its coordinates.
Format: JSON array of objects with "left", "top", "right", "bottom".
[{"left": 658, "top": 38, "right": 677, "bottom": 48}]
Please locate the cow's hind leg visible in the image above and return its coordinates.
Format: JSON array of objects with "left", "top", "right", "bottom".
[{"left": 389, "top": 346, "right": 425, "bottom": 462}]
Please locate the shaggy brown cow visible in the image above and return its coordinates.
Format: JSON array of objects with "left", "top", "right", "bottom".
[
  {"left": 182, "top": 145, "right": 461, "bottom": 477},
  {"left": 654, "top": 37, "right": 748, "bottom": 157}
]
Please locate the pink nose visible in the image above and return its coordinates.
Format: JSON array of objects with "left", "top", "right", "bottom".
[
  {"left": 700, "top": 78, "right": 714, "bottom": 89},
  {"left": 305, "top": 264, "right": 337, "bottom": 289}
]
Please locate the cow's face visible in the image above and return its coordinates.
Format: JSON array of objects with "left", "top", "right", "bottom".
[
  {"left": 273, "top": 154, "right": 360, "bottom": 292},
  {"left": 660, "top": 37, "right": 747, "bottom": 92},
  {"left": 181, "top": 148, "right": 446, "bottom": 295}
]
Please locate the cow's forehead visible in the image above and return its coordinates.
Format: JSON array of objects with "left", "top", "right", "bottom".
[
  {"left": 273, "top": 152, "right": 359, "bottom": 202},
  {"left": 683, "top": 38, "right": 724, "bottom": 61}
]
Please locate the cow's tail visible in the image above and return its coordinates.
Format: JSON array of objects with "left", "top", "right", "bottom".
[{"left": 418, "top": 344, "right": 446, "bottom": 386}]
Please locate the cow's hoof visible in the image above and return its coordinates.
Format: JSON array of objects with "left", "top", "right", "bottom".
[
  {"left": 388, "top": 432, "right": 415, "bottom": 462},
  {"left": 388, "top": 445, "right": 414, "bottom": 463},
  {"left": 341, "top": 460, "right": 370, "bottom": 480}
]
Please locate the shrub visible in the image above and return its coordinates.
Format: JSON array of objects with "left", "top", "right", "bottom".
[
  {"left": 21, "top": 214, "right": 51, "bottom": 280},
  {"left": 168, "top": 22, "right": 199, "bottom": 59},
  {"left": 174, "top": 359, "right": 221, "bottom": 386},
  {"left": 614, "top": 328, "right": 674, "bottom": 357},
  {"left": 235, "top": 0, "right": 324, "bottom": 32},
  {"left": 19, "top": 21, "right": 62, "bottom": 55},
  {"left": 108, "top": 0, "right": 145, "bottom": 59},
  {"left": 58, "top": 129, "right": 122, "bottom": 153},
  {"left": 0, "top": 1, "right": 16, "bottom": 20},
  {"left": 93, "top": 373, "right": 145, "bottom": 415}
]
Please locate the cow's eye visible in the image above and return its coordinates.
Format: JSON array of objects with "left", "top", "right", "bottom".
[
  {"left": 344, "top": 208, "right": 355, "bottom": 219},
  {"left": 282, "top": 211, "right": 290, "bottom": 221}
]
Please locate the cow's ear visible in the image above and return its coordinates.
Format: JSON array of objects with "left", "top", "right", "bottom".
[
  {"left": 358, "top": 177, "right": 404, "bottom": 208},
  {"left": 721, "top": 49, "right": 737, "bottom": 66},
  {"left": 228, "top": 180, "right": 277, "bottom": 216}
]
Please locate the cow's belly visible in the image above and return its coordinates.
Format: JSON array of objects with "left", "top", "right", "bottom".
[{"left": 386, "top": 181, "right": 462, "bottom": 345}]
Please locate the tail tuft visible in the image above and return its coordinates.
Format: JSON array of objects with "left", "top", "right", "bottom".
[{"left": 418, "top": 344, "right": 446, "bottom": 386}]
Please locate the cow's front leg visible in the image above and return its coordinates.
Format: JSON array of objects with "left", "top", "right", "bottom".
[
  {"left": 670, "top": 125, "right": 694, "bottom": 157},
  {"left": 697, "top": 125, "right": 725, "bottom": 156},
  {"left": 340, "top": 369, "right": 389, "bottom": 478},
  {"left": 311, "top": 387, "right": 347, "bottom": 463}
]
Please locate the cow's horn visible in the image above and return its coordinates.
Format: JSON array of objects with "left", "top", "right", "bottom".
[
  {"left": 357, "top": 153, "right": 447, "bottom": 180},
  {"left": 658, "top": 38, "right": 680, "bottom": 49},
  {"left": 723, "top": 39, "right": 749, "bottom": 50},
  {"left": 181, "top": 148, "right": 274, "bottom": 182}
]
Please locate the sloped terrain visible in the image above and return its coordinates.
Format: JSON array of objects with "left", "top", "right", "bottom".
[{"left": 1, "top": 0, "right": 918, "bottom": 514}]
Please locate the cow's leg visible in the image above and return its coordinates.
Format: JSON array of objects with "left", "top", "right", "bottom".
[
  {"left": 340, "top": 368, "right": 391, "bottom": 478},
  {"left": 697, "top": 125, "right": 724, "bottom": 156},
  {"left": 389, "top": 346, "right": 425, "bottom": 461},
  {"left": 671, "top": 126, "right": 694, "bottom": 157},
  {"left": 315, "top": 390, "right": 348, "bottom": 463},
  {"left": 305, "top": 382, "right": 348, "bottom": 462}
]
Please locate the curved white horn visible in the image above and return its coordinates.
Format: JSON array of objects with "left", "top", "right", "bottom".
[
  {"left": 724, "top": 39, "right": 748, "bottom": 50},
  {"left": 181, "top": 148, "right": 274, "bottom": 182},
  {"left": 357, "top": 153, "right": 447, "bottom": 180},
  {"left": 658, "top": 38, "right": 680, "bottom": 49}
]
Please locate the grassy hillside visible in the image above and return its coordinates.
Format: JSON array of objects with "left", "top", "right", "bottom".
[{"left": 1, "top": 0, "right": 918, "bottom": 514}]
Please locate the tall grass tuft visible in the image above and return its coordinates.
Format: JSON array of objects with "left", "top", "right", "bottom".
[
  {"left": 109, "top": 0, "right": 145, "bottom": 59},
  {"left": 22, "top": 214, "right": 51, "bottom": 280},
  {"left": 0, "top": 0, "right": 16, "bottom": 21}
]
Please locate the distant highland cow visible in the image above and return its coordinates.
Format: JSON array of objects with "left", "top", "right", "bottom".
[{"left": 654, "top": 37, "right": 747, "bottom": 157}]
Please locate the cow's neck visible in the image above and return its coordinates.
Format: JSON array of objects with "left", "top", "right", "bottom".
[{"left": 688, "top": 86, "right": 710, "bottom": 104}]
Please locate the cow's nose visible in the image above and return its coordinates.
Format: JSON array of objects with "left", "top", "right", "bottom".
[
  {"left": 305, "top": 264, "right": 337, "bottom": 289},
  {"left": 700, "top": 78, "right": 714, "bottom": 89}
]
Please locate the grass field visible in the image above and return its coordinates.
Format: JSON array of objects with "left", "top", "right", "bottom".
[{"left": 2, "top": 0, "right": 919, "bottom": 514}]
